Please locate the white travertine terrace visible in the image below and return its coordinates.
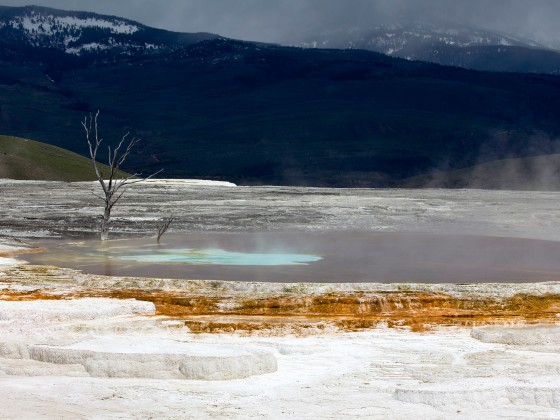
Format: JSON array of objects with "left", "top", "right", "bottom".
[
  {"left": 0, "top": 302, "right": 559, "bottom": 418},
  {"left": 1, "top": 181, "right": 560, "bottom": 417}
]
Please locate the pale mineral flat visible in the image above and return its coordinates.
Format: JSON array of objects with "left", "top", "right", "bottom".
[{"left": 1, "top": 183, "right": 560, "bottom": 418}]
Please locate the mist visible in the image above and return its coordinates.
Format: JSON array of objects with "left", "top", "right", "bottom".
[{"left": 2, "top": 0, "right": 560, "bottom": 48}]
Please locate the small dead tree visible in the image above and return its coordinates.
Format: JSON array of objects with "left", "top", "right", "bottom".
[
  {"left": 82, "top": 111, "right": 161, "bottom": 241},
  {"left": 156, "top": 214, "right": 174, "bottom": 242}
]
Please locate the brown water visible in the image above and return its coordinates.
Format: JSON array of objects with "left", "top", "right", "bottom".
[{"left": 27, "top": 232, "right": 560, "bottom": 283}]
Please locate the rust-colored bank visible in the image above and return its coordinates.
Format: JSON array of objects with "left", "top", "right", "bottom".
[{"left": 1, "top": 264, "right": 559, "bottom": 334}]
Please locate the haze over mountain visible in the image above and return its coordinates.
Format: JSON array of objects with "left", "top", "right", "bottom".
[
  {"left": 2, "top": 5, "right": 560, "bottom": 188},
  {"left": 4, "top": 4, "right": 559, "bottom": 76},
  {"left": 294, "top": 19, "right": 560, "bottom": 74},
  {"left": 2, "top": 0, "right": 560, "bottom": 51}
]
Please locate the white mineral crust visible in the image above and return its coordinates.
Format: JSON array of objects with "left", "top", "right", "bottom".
[
  {"left": 0, "top": 296, "right": 559, "bottom": 419},
  {"left": 1, "top": 183, "right": 560, "bottom": 417}
]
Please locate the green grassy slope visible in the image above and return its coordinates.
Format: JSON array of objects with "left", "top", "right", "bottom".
[{"left": 0, "top": 135, "right": 127, "bottom": 181}]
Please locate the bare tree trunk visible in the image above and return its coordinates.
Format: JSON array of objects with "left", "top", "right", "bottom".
[
  {"left": 82, "top": 111, "right": 162, "bottom": 241},
  {"left": 101, "top": 207, "right": 111, "bottom": 241}
]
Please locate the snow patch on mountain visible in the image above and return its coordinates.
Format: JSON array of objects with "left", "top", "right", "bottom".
[
  {"left": 0, "top": 9, "right": 154, "bottom": 56},
  {"left": 53, "top": 16, "right": 137, "bottom": 34},
  {"left": 296, "top": 20, "right": 544, "bottom": 58},
  {"left": 10, "top": 14, "right": 138, "bottom": 37},
  {"left": 66, "top": 42, "right": 110, "bottom": 55}
]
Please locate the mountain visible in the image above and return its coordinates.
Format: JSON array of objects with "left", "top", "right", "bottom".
[
  {"left": 0, "top": 5, "right": 221, "bottom": 67},
  {"left": 2, "top": 6, "right": 560, "bottom": 187},
  {"left": 0, "top": 135, "right": 128, "bottom": 181},
  {"left": 295, "top": 20, "right": 560, "bottom": 74}
]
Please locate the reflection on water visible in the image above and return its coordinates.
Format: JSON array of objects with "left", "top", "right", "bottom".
[
  {"left": 26, "top": 232, "right": 560, "bottom": 283},
  {"left": 94, "top": 247, "right": 321, "bottom": 266}
]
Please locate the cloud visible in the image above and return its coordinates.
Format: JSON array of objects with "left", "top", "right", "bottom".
[{"left": 2, "top": 0, "right": 560, "bottom": 47}]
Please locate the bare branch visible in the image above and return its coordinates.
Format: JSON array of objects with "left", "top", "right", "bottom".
[
  {"left": 91, "top": 190, "right": 105, "bottom": 201},
  {"left": 111, "top": 188, "right": 128, "bottom": 207},
  {"left": 82, "top": 110, "right": 108, "bottom": 194},
  {"left": 157, "top": 214, "right": 174, "bottom": 242}
]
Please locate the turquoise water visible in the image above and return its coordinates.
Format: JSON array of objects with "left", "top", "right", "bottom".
[{"left": 109, "top": 248, "right": 322, "bottom": 266}]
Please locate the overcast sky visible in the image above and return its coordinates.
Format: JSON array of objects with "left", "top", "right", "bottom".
[{"left": 2, "top": 0, "right": 560, "bottom": 47}]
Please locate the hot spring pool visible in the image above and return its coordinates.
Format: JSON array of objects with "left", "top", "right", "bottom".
[
  {"left": 102, "top": 247, "right": 321, "bottom": 266},
  {"left": 27, "top": 231, "right": 560, "bottom": 283}
]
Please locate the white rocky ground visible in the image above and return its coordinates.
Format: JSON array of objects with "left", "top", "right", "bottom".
[
  {"left": 0, "top": 294, "right": 559, "bottom": 419},
  {"left": 2, "top": 179, "right": 560, "bottom": 239},
  {"left": 1, "top": 181, "right": 560, "bottom": 418}
]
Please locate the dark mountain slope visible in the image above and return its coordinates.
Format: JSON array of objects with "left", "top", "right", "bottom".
[
  {"left": 2, "top": 37, "right": 560, "bottom": 186},
  {"left": 414, "top": 45, "right": 560, "bottom": 74},
  {"left": 1, "top": 6, "right": 560, "bottom": 186}
]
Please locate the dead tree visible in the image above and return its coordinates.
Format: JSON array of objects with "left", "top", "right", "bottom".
[
  {"left": 82, "top": 111, "right": 161, "bottom": 241},
  {"left": 156, "top": 214, "right": 174, "bottom": 242}
]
